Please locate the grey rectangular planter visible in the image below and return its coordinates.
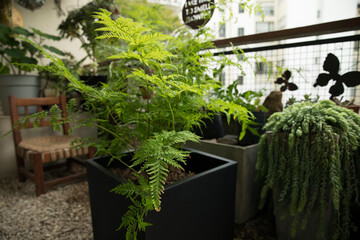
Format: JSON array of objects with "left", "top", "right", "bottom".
[
  {"left": 86, "top": 149, "right": 237, "bottom": 240},
  {"left": 185, "top": 139, "right": 262, "bottom": 224},
  {"left": 0, "top": 75, "right": 41, "bottom": 115}
]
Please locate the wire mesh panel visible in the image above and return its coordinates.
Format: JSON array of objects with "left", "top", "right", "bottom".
[{"left": 212, "top": 34, "right": 360, "bottom": 106}]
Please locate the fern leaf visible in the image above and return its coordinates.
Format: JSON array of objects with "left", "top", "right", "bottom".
[{"left": 132, "top": 130, "right": 199, "bottom": 210}]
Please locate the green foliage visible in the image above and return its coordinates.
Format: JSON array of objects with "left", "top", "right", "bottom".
[
  {"left": 214, "top": 79, "right": 267, "bottom": 112},
  {"left": 132, "top": 130, "right": 199, "bottom": 210},
  {"left": 0, "top": 23, "right": 65, "bottom": 74},
  {"left": 58, "top": 0, "right": 182, "bottom": 75},
  {"left": 111, "top": 174, "right": 154, "bottom": 240},
  {"left": 15, "top": 4, "right": 259, "bottom": 238},
  {"left": 57, "top": 0, "right": 114, "bottom": 73},
  {"left": 114, "top": 0, "right": 181, "bottom": 34},
  {"left": 285, "top": 94, "right": 320, "bottom": 108},
  {"left": 256, "top": 100, "right": 360, "bottom": 240}
]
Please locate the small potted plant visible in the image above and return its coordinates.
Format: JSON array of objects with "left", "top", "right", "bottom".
[
  {"left": 331, "top": 97, "right": 360, "bottom": 113},
  {"left": 214, "top": 79, "right": 268, "bottom": 146},
  {"left": 256, "top": 100, "right": 360, "bottom": 240},
  {"left": 188, "top": 84, "right": 269, "bottom": 225},
  {"left": 0, "top": 23, "right": 65, "bottom": 114}
]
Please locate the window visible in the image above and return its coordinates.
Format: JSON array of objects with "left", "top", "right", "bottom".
[
  {"left": 255, "top": 61, "right": 271, "bottom": 74},
  {"left": 219, "top": 23, "right": 226, "bottom": 37},
  {"left": 256, "top": 22, "right": 274, "bottom": 33},
  {"left": 276, "top": 59, "right": 284, "bottom": 67},
  {"left": 354, "top": 40, "right": 359, "bottom": 51},
  {"left": 256, "top": 4, "right": 274, "bottom": 16},
  {"left": 315, "top": 57, "right": 320, "bottom": 65},
  {"left": 236, "top": 76, "right": 244, "bottom": 85},
  {"left": 237, "top": 27, "right": 244, "bottom": 36},
  {"left": 220, "top": 72, "right": 225, "bottom": 85},
  {"left": 239, "top": 3, "right": 245, "bottom": 13}
]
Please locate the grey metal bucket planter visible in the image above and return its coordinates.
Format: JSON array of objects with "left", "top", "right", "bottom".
[{"left": 0, "top": 75, "right": 41, "bottom": 115}]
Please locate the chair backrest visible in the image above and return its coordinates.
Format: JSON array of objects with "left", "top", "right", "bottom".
[{"left": 8, "top": 94, "right": 70, "bottom": 146}]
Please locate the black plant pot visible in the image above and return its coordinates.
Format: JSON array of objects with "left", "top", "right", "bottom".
[
  {"left": 80, "top": 75, "right": 108, "bottom": 87},
  {"left": 69, "top": 75, "right": 108, "bottom": 110},
  {"left": 86, "top": 149, "right": 237, "bottom": 240},
  {"left": 237, "top": 111, "right": 266, "bottom": 146},
  {"left": 193, "top": 114, "right": 225, "bottom": 139}
]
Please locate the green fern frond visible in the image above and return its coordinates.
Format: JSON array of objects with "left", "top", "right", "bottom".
[
  {"left": 131, "top": 130, "right": 199, "bottom": 210},
  {"left": 111, "top": 179, "right": 144, "bottom": 198},
  {"left": 93, "top": 9, "right": 150, "bottom": 43},
  {"left": 108, "top": 51, "right": 143, "bottom": 61},
  {"left": 134, "top": 32, "right": 172, "bottom": 46},
  {"left": 207, "top": 98, "right": 251, "bottom": 140}
]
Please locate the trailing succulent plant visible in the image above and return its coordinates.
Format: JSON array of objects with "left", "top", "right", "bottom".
[
  {"left": 256, "top": 100, "right": 360, "bottom": 240},
  {"left": 16, "top": 8, "right": 253, "bottom": 239}
]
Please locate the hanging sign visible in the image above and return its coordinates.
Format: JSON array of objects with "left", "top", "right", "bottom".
[{"left": 182, "top": 0, "right": 215, "bottom": 29}]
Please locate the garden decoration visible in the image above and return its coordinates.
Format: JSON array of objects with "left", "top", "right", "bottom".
[
  {"left": 262, "top": 90, "right": 283, "bottom": 118},
  {"left": 256, "top": 100, "right": 360, "bottom": 240},
  {"left": 313, "top": 53, "right": 360, "bottom": 99},
  {"left": 275, "top": 70, "right": 298, "bottom": 92},
  {"left": 15, "top": 8, "right": 251, "bottom": 239},
  {"left": 182, "top": 0, "right": 215, "bottom": 29}
]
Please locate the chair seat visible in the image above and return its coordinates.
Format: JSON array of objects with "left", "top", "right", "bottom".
[{"left": 17, "top": 136, "right": 90, "bottom": 163}]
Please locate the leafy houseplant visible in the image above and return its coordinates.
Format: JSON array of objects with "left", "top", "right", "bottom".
[
  {"left": 20, "top": 9, "right": 251, "bottom": 239},
  {"left": 214, "top": 79, "right": 268, "bottom": 145},
  {"left": 332, "top": 97, "right": 360, "bottom": 113},
  {"left": 0, "top": 23, "right": 65, "bottom": 114},
  {"left": 0, "top": 23, "right": 65, "bottom": 74},
  {"left": 256, "top": 100, "right": 360, "bottom": 240},
  {"left": 57, "top": 0, "right": 118, "bottom": 76}
]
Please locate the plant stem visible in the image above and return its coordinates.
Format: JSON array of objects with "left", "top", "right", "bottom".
[
  {"left": 167, "top": 98, "right": 175, "bottom": 131},
  {"left": 146, "top": 97, "right": 150, "bottom": 139}
]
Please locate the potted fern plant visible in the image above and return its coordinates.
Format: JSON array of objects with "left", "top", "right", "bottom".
[
  {"left": 256, "top": 100, "right": 360, "bottom": 240},
  {"left": 19, "top": 8, "right": 253, "bottom": 239}
]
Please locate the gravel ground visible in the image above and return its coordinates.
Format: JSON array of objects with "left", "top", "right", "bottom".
[
  {"left": 0, "top": 173, "right": 277, "bottom": 240},
  {"left": 0, "top": 176, "right": 93, "bottom": 240}
]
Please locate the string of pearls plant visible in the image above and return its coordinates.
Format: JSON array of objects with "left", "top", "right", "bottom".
[{"left": 256, "top": 100, "right": 360, "bottom": 240}]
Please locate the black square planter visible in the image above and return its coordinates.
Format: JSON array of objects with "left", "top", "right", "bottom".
[{"left": 86, "top": 148, "right": 237, "bottom": 240}]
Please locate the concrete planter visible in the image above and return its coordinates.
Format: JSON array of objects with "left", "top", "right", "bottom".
[
  {"left": 185, "top": 139, "right": 262, "bottom": 224},
  {"left": 273, "top": 190, "right": 334, "bottom": 240}
]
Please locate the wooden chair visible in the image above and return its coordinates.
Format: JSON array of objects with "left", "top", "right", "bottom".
[{"left": 8, "top": 93, "right": 95, "bottom": 196}]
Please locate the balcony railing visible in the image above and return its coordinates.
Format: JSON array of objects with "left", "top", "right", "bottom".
[{"left": 209, "top": 17, "right": 360, "bottom": 106}]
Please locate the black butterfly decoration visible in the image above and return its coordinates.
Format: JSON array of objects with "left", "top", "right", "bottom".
[
  {"left": 313, "top": 53, "right": 360, "bottom": 99},
  {"left": 275, "top": 70, "right": 298, "bottom": 91}
]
